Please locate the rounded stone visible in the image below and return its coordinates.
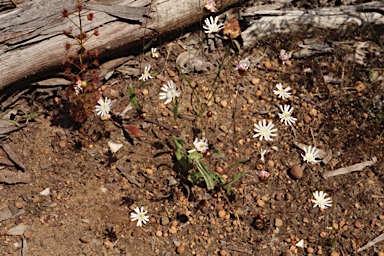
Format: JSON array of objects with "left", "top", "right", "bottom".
[
  {"left": 177, "top": 245, "right": 185, "bottom": 254},
  {"left": 218, "top": 210, "right": 226, "bottom": 218},
  {"left": 288, "top": 165, "right": 303, "bottom": 180}
]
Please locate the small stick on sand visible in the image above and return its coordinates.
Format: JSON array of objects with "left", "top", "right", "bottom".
[
  {"left": 323, "top": 157, "right": 377, "bottom": 179},
  {"left": 357, "top": 232, "right": 384, "bottom": 253}
]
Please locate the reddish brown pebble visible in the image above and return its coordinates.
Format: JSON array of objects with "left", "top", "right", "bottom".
[
  {"left": 304, "top": 115, "right": 312, "bottom": 123},
  {"left": 354, "top": 221, "right": 362, "bottom": 229},
  {"left": 330, "top": 252, "right": 340, "bottom": 256},
  {"left": 23, "top": 230, "right": 33, "bottom": 239},
  {"left": 177, "top": 245, "right": 185, "bottom": 254},
  {"left": 264, "top": 60, "right": 272, "bottom": 69},
  {"left": 219, "top": 249, "right": 227, "bottom": 256},
  {"left": 288, "top": 165, "right": 303, "bottom": 180}
]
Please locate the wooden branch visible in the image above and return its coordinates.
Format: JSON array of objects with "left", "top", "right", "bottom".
[
  {"left": 0, "top": 0, "right": 240, "bottom": 91},
  {"left": 241, "top": 1, "right": 384, "bottom": 49}
]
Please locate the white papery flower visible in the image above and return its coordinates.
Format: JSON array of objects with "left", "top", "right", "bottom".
[
  {"left": 203, "top": 16, "right": 224, "bottom": 34},
  {"left": 273, "top": 83, "right": 292, "bottom": 100},
  {"left": 159, "top": 81, "right": 181, "bottom": 105},
  {"left": 188, "top": 137, "right": 209, "bottom": 154},
  {"left": 95, "top": 97, "right": 111, "bottom": 116},
  {"left": 151, "top": 48, "right": 159, "bottom": 58},
  {"left": 278, "top": 105, "right": 297, "bottom": 126},
  {"left": 139, "top": 65, "right": 153, "bottom": 81},
  {"left": 253, "top": 119, "right": 278, "bottom": 141},
  {"left": 311, "top": 191, "right": 332, "bottom": 209},
  {"left": 279, "top": 49, "right": 292, "bottom": 65},
  {"left": 130, "top": 206, "right": 149, "bottom": 227},
  {"left": 301, "top": 145, "right": 320, "bottom": 164}
]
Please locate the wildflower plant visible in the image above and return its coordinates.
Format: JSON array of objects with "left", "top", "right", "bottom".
[
  {"left": 172, "top": 135, "right": 246, "bottom": 193},
  {"left": 62, "top": 0, "right": 100, "bottom": 123}
]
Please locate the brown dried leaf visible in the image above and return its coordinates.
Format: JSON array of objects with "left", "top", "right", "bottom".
[
  {"left": 124, "top": 125, "right": 141, "bottom": 138},
  {"left": 223, "top": 17, "right": 241, "bottom": 39},
  {"left": 0, "top": 168, "right": 31, "bottom": 184}
]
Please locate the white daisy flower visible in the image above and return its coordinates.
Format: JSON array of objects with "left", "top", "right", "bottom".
[
  {"left": 203, "top": 16, "right": 224, "bottom": 34},
  {"left": 273, "top": 83, "right": 292, "bottom": 100},
  {"left": 139, "top": 65, "right": 153, "bottom": 81},
  {"left": 130, "top": 206, "right": 150, "bottom": 227},
  {"left": 253, "top": 119, "right": 278, "bottom": 141},
  {"left": 159, "top": 80, "right": 181, "bottom": 105},
  {"left": 301, "top": 145, "right": 320, "bottom": 164},
  {"left": 278, "top": 105, "right": 297, "bottom": 126},
  {"left": 188, "top": 137, "right": 209, "bottom": 154},
  {"left": 311, "top": 191, "right": 332, "bottom": 209},
  {"left": 95, "top": 97, "right": 111, "bottom": 116},
  {"left": 151, "top": 48, "right": 159, "bottom": 58}
]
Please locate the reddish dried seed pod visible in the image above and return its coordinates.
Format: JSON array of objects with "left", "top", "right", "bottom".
[{"left": 87, "top": 13, "right": 94, "bottom": 21}]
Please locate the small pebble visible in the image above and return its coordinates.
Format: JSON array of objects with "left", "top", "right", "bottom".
[
  {"left": 288, "top": 165, "right": 303, "bottom": 180},
  {"left": 275, "top": 192, "right": 283, "bottom": 201},
  {"left": 219, "top": 249, "right": 227, "bottom": 256},
  {"left": 156, "top": 230, "right": 163, "bottom": 237},
  {"left": 104, "top": 240, "right": 113, "bottom": 249},
  {"left": 23, "top": 230, "right": 33, "bottom": 239},
  {"left": 330, "top": 252, "right": 340, "bottom": 256},
  {"left": 355, "top": 81, "right": 366, "bottom": 92},
  {"left": 142, "top": 88, "right": 149, "bottom": 95},
  {"left": 354, "top": 221, "right": 362, "bottom": 229},
  {"left": 306, "top": 247, "right": 314, "bottom": 254},
  {"left": 218, "top": 210, "right": 226, "bottom": 218},
  {"left": 255, "top": 90, "right": 262, "bottom": 97},
  {"left": 264, "top": 60, "right": 272, "bottom": 69},
  {"left": 275, "top": 218, "right": 283, "bottom": 227},
  {"left": 309, "top": 108, "right": 317, "bottom": 117},
  {"left": 161, "top": 217, "right": 170, "bottom": 226},
  {"left": 376, "top": 252, "right": 384, "bottom": 256},
  {"left": 284, "top": 250, "right": 292, "bottom": 256},
  {"left": 257, "top": 199, "right": 265, "bottom": 207},
  {"left": 220, "top": 100, "right": 227, "bottom": 108},
  {"left": 251, "top": 78, "right": 260, "bottom": 85},
  {"left": 304, "top": 115, "right": 312, "bottom": 123},
  {"left": 267, "top": 160, "right": 275, "bottom": 167},
  {"left": 14, "top": 202, "right": 23, "bottom": 209},
  {"left": 177, "top": 245, "right": 185, "bottom": 254},
  {"left": 169, "top": 226, "right": 177, "bottom": 234}
]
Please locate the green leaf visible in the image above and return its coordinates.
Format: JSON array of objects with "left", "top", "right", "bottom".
[
  {"left": 225, "top": 169, "right": 247, "bottom": 194},
  {"left": 129, "top": 84, "right": 137, "bottom": 109},
  {"left": 194, "top": 159, "right": 215, "bottom": 190},
  {"left": 22, "top": 112, "right": 41, "bottom": 119}
]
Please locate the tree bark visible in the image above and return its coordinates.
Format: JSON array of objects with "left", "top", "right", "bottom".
[{"left": 0, "top": 0, "right": 240, "bottom": 90}]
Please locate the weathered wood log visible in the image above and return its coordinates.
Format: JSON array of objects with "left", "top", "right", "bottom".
[
  {"left": 241, "top": 1, "right": 384, "bottom": 49},
  {"left": 0, "top": 0, "right": 240, "bottom": 91}
]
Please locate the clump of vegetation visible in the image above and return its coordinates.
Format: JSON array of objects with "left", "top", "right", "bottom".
[{"left": 62, "top": 0, "right": 100, "bottom": 123}]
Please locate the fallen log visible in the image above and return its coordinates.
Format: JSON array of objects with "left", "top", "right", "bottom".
[
  {"left": 0, "top": 0, "right": 240, "bottom": 92},
  {"left": 241, "top": 1, "right": 384, "bottom": 49}
]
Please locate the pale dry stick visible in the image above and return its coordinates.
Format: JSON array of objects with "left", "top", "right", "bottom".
[
  {"left": 323, "top": 157, "right": 378, "bottom": 179},
  {"left": 357, "top": 232, "right": 384, "bottom": 253},
  {"left": 22, "top": 236, "right": 27, "bottom": 256}
]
